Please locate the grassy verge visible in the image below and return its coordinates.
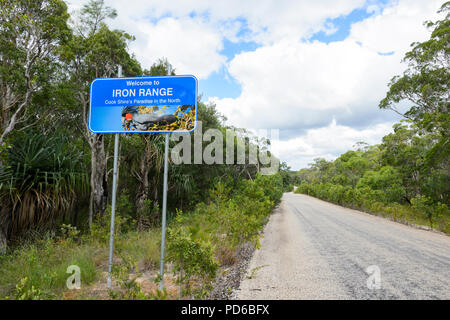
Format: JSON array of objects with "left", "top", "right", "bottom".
[
  {"left": 0, "top": 237, "right": 102, "bottom": 299},
  {"left": 0, "top": 174, "right": 284, "bottom": 300},
  {"left": 0, "top": 228, "right": 162, "bottom": 299}
]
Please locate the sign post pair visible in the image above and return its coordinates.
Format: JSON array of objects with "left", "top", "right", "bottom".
[{"left": 89, "top": 68, "right": 197, "bottom": 290}]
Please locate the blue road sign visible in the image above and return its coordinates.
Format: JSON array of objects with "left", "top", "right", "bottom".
[{"left": 89, "top": 75, "right": 197, "bottom": 133}]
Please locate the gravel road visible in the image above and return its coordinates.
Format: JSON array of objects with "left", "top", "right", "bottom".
[{"left": 233, "top": 193, "right": 450, "bottom": 299}]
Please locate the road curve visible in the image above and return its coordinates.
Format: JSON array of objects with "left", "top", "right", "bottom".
[{"left": 233, "top": 193, "right": 450, "bottom": 300}]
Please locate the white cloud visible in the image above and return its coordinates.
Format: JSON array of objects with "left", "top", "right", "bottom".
[
  {"left": 128, "top": 17, "right": 226, "bottom": 79},
  {"left": 272, "top": 120, "right": 395, "bottom": 169},
  {"left": 67, "top": 0, "right": 367, "bottom": 77},
  {"left": 99, "top": 0, "right": 366, "bottom": 43},
  {"left": 348, "top": 0, "right": 442, "bottom": 55},
  {"left": 66, "top": 0, "right": 441, "bottom": 78},
  {"left": 210, "top": 39, "right": 403, "bottom": 131}
]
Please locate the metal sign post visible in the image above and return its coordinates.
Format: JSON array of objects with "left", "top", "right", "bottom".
[
  {"left": 159, "top": 132, "right": 169, "bottom": 290},
  {"left": 107, "top": 66, "right": 122, "bottom": 288},
  {"left": 159, "top": 64, "right": 172, "bottom": 290}
]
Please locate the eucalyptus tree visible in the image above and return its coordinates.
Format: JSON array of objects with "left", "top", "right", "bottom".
[
  {"left": 380, "top": 2, "right": 449, "bottom": 204},
  {"left": 0, "top": 0, "right": 70, "bottom": 252},
  {"left": 0, "top": 0, "right": 70, "bottom": 145},
  {"left": 62, "top": 0, "right": 141, "bottom": 227},
  {"left": 380, "top": 2, "right": 449, "bottom": 173},
  {"left": 380, "top": 121, "right": 449, "bottom": 203}
]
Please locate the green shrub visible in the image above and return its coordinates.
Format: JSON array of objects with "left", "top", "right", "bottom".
[
  {"left": 356, "top": 166, "right": 405, "bottom": 203},
  {"left": 0, "top": 237, "right": 99, "bottom": 299},
  {"left": 5, "top": 277, "right": 43, "bottom": 300},
  {"left": 411, "top": 195, "right": 438, "bottom": 227},
  {"left": 59, "top": 224, "right": 80, "bottom": 241},
  {"left": 90, "top": 205, "right": 132, "bottom": 243},
  {"left": 294, "top": 180, "right": 449, "bottom": 235},
  {"left": 166, "top": 223, "right": 218, "bottom": 298},
  {"left": 163, "top": 174, "right": 284, "bottom": 298}
]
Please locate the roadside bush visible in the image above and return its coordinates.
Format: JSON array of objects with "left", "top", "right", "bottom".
[
  {"left": 5, "top": 277, "right": 43, "bottom": 300},
  {"left": 162, "top": 172, "right": 284, "bottom": 298},
  {"left": 89, "top": 205, "right": 132, "bottom": 243},
  {"left": 166, "top": 222, "right": 218, "bottom": 298},
  {"left": 356, "top": 166, "right": 405, "bottom": 203},
  {"left": 254, "top": 173, "right": 283, "bottom": 204},
  {"left": 221, "top": 201, "right": 265, "bottom": 248},
  {"left": 294, "top": 181, "right": 450, "bottom": 234},
  {"left": 410, "top": 195, "right": 449, "bottom": 228},
  {"left": 296, "top": 182, "right": 312, "bottom": 195},
  {"left": 0, "top": 237, "right": 98, "bottom": 299}
]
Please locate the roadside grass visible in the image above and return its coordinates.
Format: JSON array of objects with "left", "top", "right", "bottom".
[
  {"left": 0, "top": 237, "right": 101, "bottom": 299},
  {"left": 0, "top": 228, "right": 163, "bottom": 299},
  {"left": 115, "top": 230, "right": 161, "bottom": 272},
  {"left": 0, "top": 174, "right": 285, "bottom": 300},
  {"left": 0, "top": 208, "right": 251, "bottom": 300}
]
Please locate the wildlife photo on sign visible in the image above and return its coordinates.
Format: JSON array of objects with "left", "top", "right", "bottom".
[{"left": 121, "top": 105, "right": 196, "bottom": 132}]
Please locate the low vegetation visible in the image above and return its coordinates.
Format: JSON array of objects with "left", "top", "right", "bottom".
[
  {"left": 295, "top": 180, "right": 449, "bottom": 234},
  {"left": 0, "top": 173, "right": 284, "bottom": 299}
]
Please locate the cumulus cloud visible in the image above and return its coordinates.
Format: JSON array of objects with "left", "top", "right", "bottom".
[
  {"left": 272, "top": 120, "right": 395, "bottom": 169},
  {"left": 210, "top": 39, "right": 403, "bottom": 131},
  {"left": 67, "top": 0, "right": 368, "bottom": 77},
  {"left": 128, "top": 17, "right": 226, "bottom": 79},
  {"left": 96, "top": 0, "right": 366, "bottom": 42},
  {"left": 348, "top": 0, "right": 441, "bottom": 55}
]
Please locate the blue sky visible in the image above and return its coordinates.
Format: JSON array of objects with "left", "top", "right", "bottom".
[
  {"left": 198, "top": 39, "right": 259, "bottom": 100},
  {"left": 198, "top": 0, "right": 393, "bottom": 101},
  {"left": 309, "top": 2, "right": 387, "bottom": 44}
]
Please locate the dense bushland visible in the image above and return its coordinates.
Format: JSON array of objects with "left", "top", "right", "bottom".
[
  {"left": 295, "top": 180, "right": 449, "bottom": 234},
  {"left": 0, "top": 0, "right": 290, "bottom": 248},
  {"left": 294, "top": 125, "right": 449, "bottom": 233}
]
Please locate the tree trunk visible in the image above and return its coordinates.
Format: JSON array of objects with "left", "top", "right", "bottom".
[
  {"left": 135, "top": 138, "right": 152, "bottom": 212},
  {"left": 88, "top": 133, "right": 108, "bottom": 228},
  {"left": 135, "top": 138, "right": 153, "bottom": 229},
  {"left": 0, "top": 226, "right": 7, "bottom": 255},
  {"left": 72, "top": 199, "right": 79, "bottom": 227}
]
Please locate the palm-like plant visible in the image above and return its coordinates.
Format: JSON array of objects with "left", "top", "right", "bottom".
[{"left": 0, "top": 133, "right": 89, "bottom": 241}]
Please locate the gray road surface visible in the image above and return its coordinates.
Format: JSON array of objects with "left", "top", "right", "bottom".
[{"left": 233, "top": 193, "right": 450, "bottom": 299}]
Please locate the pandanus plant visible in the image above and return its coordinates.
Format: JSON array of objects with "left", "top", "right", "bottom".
[{"left": 0, "top": 133, "right": 89, "bottom": 242}]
